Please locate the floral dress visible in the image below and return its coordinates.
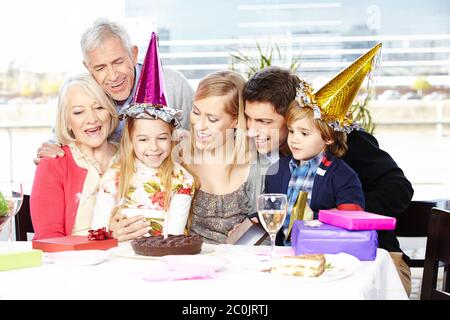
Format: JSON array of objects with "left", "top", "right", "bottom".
[{"left": 92, "top": 159, "right": 194, "bottom": 236}]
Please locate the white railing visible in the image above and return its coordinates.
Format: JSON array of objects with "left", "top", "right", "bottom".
[
  {"left": 154, "top": 34, "right": 450, "bottom": 87},
  {"left": 0, "top": 125, "right": 52, "bottom": 183},
  {"left": 1, "top": 101, "right": 449, "bottom": 186}
]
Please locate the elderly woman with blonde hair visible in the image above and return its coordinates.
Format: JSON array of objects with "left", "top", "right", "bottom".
[{"left": 30, "top": 73, "right": 122, "bottom": 240}]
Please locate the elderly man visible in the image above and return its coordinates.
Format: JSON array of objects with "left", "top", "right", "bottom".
[{"left": 35, "top": 18, "right": 193, "bottom": 161}]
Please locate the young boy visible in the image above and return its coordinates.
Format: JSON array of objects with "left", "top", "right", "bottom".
[
  {"left": 244, "top": 48, "right": 413, "bottom": 296},
  {"left": 264, "top": 80, "right": 365, "bottom": 237}
]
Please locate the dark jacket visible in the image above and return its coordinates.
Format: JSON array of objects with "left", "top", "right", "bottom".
[
  {"left": 343, "top": 130, "right": 414, "bottom": 256},
  {"left": 265, "top": 153, "right": 365, "bottom": 212},
  {"left": 265, "top": 151, "right": 365, "bottom": 245}
]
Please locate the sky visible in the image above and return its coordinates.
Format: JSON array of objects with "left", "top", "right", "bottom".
[{"left": 0, "top": 0, "right": 125, "bottom": 72}]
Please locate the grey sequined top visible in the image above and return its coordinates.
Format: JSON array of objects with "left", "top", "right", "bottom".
[{"left": 190, "top": 180, "right": 253, "bottom": 244}]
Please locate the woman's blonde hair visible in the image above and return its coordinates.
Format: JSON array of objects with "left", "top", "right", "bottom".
[
  {"left": 114, "top": 118, "right": 175, "bottom": 215},
  {"left": 55, "top": 73, "right": 118, "bottom": 145},
  {"left": 286, "top": 101, "right": 348, "bottom": 158},
  {"left": 188, "top": 70, "right": 249, "bottom": 165}
]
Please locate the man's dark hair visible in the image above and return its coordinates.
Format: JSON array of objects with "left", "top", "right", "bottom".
[{"left": 243, "top": 66, "right": 300, "bottom": 116}]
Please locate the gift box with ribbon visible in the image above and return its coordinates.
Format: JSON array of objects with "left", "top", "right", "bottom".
[{"left": 32, "top": 229, "right": 118, "bottom": 252}]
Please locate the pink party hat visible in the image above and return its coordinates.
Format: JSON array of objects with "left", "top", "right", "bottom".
[
  {"left": 133, "top": 32, "right": 168, "bottom": 107},
  {"left": 122, "top": 32, "right": 182, "bottom": 127}
]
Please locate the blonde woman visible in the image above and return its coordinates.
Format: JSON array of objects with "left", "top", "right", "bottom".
[
  {"left": 30, "top": 73, "right": 119, "bottom": 240},
  {"left": 184, "top": 70, "right": 258, "bottom": 244}
]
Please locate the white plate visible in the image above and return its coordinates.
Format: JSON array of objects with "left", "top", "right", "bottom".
[
  {"left": 45, "top": 250, "right": 110, "bottom": 266},
  {"left": 161, "top": 255, "right": 228, "bottom": 272},
  {"left": 268, "top": 253, "right": 362, "bottom": 283},
  {"left": 109, "top": 243, "right": 215, "bottom": 260}
]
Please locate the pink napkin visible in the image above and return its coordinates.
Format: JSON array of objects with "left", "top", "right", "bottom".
[
  {"left": 142, "top": 266, "right": 217, "bottom": 282},
  {"left": 254, "top": 246, "right": 294, "bottom": 258}
]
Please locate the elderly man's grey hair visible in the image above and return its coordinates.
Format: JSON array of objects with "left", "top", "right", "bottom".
[{"left": 80, "top": 17, "right": 133, "bottom": 64}]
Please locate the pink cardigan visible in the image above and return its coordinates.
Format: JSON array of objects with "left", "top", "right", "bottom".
[{"left": 30, "top": 145, "right": 87, "bottom": 240}]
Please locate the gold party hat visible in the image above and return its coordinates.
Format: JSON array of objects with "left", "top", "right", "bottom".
[{"left": 296, "top": 43, "right": 382, "bottom": 132}]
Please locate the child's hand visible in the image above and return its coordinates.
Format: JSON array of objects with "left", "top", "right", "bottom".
[{"left": 110, "top": 214, "right": 151, "bottom": 242}]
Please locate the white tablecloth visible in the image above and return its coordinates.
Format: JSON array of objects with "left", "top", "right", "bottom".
[{"left": 0, "top": 242, "right": 407, "bottom": 300}]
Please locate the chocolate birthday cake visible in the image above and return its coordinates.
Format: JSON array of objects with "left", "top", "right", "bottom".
[{"left": 131, "top": 234, "right": 203, "bottom": 257}]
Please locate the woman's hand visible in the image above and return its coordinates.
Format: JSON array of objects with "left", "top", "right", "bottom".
[
  {"left": 227, "top": 223, "right": 241, "bottom": 237},
  {"left": 109, "top": 214, "right": 151, "bottom": 242},
  {"left": 249, "top": 217, "right": 259, "bottom": 224},
  {"left": 227, "top": 217, "right": 259, "bottom": 237}
]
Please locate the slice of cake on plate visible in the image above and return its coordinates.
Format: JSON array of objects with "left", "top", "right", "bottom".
[{"left": 271, "top": 254, "right": 326, "bottom": 277}]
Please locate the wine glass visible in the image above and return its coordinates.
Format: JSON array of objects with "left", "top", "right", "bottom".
[
  {"left": 0, "top": 182, "right": 24, "bottom": 251},
  {"left": 257, "top": 193, "right": 287, "bottom": 267}
]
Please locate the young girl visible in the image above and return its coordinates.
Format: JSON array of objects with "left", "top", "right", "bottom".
[
  {"left": 264, "top": 79, "right": 365, "bottom": 243},
  {"left": 91, "top": 31, "right": 194, "bottom": 239},
  {"left": 91, "top": 106, "right": 195, "bottom": 238}
]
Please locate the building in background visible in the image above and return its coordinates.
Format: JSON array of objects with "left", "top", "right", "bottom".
[{"left": 123, "top": 0, "right": 450, "bottom": 91}]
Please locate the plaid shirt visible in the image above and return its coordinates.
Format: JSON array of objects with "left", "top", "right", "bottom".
[{"left": 284, "top": 152, "right": 323, "bottom": 237}]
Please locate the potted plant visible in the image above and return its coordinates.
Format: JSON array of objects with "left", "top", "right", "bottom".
[{"left": 229, "top": 42, "right": 376, "bottom": 134}]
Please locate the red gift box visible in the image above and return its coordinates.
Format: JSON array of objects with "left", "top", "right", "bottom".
[{"left": 32, "top": 235, "right": 118, "bottom": 252}]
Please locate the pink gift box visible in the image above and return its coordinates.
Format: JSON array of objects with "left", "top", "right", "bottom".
[{"left": 318, "top": 210, "right": 396, "bottom": 231}]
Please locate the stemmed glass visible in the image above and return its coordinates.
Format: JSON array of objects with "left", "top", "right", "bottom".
[
  {"left": 257, "top": 193, "right": 287, "bottom": 267},
  {"left": 0, "top": 182, "right": 24, "bottom": 251}
]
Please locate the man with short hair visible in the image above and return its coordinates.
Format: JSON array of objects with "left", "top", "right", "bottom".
[
  {"left": 80, "top": 18, "right": 193, "bottom": 135},
  {"left": 35, "top": 18, "right": 193, "bottom": 161},
  {"left": 244, "top": 66, "right": 297, "bottom": 158},
  {"left": 243, "top": 66, "right": 298, "bottom": 198},
  {"left": 244, "top": 66, "right": 413, "bottom": 296}
]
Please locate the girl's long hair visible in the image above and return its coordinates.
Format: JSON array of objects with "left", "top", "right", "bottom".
[{"left": 112, "top": 118, "right": 175, "bottom": 220}]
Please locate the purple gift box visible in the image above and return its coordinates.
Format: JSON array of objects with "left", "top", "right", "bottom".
[{"left": 291, "top": 220, "right": 378, "bottom": 261}]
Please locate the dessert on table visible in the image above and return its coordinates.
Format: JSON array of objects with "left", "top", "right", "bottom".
[
  {"left": 271, "top": 253, "right": 326, "bottom": 277},
  {"left": 131, "top": 234, "right": 203, "bottom": 257}
]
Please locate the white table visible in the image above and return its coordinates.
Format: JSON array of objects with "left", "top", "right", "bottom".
[{"left": 0, "top": 242, "right": 407, "bottom": 300}]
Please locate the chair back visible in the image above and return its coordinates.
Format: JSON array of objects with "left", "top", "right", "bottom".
[
  {"left": 14, "top": 194, "right": 34, "bottom": 241},
  {"left": 420, "top": 207, "right": 450, "bottom": 300},
  {"left": 395, "top": 199, "right": 449, "bottom": 267}
]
